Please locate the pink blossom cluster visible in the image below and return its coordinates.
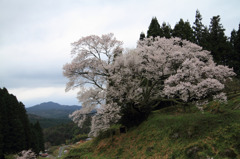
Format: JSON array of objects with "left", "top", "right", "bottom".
[{"left": 17, "top": 150, "right": 36, "bottom": 159}]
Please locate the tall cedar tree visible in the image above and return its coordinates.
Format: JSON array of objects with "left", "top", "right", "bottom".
[
  {"left": 208, "top": 15, "right": 231, "bottom": 65},
  {"left": 192, "top": 10, "right": 204, "bottom": 45},
  {"left": 172, "top": 19, "right": 194, "bottom": 42},
  {"left": 34, "top": 121, "right": 44, "bottom": 152},
  {"left": 30, "top": 123, "right": 40, "bottom": 154},
  {"left": 147, "top": 17, "right": 163, "bottom": 38},
  {"left": 29, "top": 122, "right": 45, "bottom": 155},
  {"left": 161, "top": 22, "right": 172, "bottom": 38},
  {"left": 18, "top": 102, "right": 32, "bottom": 149},
  {"left": 230, "top": 24, "right": 240, "bottom": 77}
]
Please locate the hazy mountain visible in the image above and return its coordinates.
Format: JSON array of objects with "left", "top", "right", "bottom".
[{"left": 26, "top": 101, "right": 82, "bottom": 119}]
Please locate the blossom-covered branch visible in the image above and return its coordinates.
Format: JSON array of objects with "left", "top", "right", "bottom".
[{"left": 63, "top": 33, "right": 123, "bottom": 131}]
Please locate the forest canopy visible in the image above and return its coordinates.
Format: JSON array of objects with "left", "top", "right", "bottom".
[{"left": 0, "top": 88, "right": 44, "bottom": 158}]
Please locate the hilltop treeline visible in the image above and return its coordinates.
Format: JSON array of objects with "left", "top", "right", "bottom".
[
  {"left": 141, "top": 10, "right": 240, "bottom": 77},
  {"left": 0, "top": 88, "right": 44, "bottom": 158}
]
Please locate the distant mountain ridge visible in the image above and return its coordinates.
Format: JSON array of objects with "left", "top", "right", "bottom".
[{"left": 26, "top": 101, "right": 82, "bottom": 119}]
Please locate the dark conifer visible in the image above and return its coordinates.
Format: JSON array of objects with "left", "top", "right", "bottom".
[
  {"left": 17, "top": 102, "right": 31, "bottom": 149},
  {"left": 139, "top": 32, "right": 146, "bottom": 40},
  {"left": 30, "top": 123, "right": 40, "bottom": 154},
  {"left": 172, "top": 19, "right": 194, "bottom": 42},
  {"left": 230, "top": 29, "right": 237, "bottom": 47},
  {"left": 0, "top": 87, "right": 44, "bottom": 156},
  {"left": 0, "top": 95, "right": 6, "bottom": 159},
  {"left": 234, "top": 24, "right": 240, "bottom": 56},
  {"left": 192, "top": 10, "right": 204, "bottom": 45},
  {"left": 147, "top": 17, "right": 163, "bottom": 38},
  {"left": 230, "top": 24, "right": 240, "bottom": 77},
  {"left": 208, "top": 15, "right": 230, "bottom": 65},
  {"left": 200, "top": 26, "right": 210, "bottom": 50},
  {"left": 34, "top": 121, "right": 45, "bottom": 152},
  {"left": 161, "top": 22, "right": 172, "bottom": 38}
]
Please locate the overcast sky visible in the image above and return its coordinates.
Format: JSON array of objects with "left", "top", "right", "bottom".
[{"left": 0, "top": 0, "right": 240, "bottom": 107}]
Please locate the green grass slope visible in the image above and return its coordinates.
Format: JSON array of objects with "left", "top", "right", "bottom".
[{"left": 64, "top": 94, "right": 240, "bottom": 159}]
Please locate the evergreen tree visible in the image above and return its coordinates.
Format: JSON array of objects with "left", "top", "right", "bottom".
[
  {"left": 230, "top": 24, "right": 240, "bottom": 77},
  {"left": 172, "top": 19, "right": 194, "bottom": 42},
  {"left": 5, "top": 94, "right": 25, "bottom": 153},
  {"left": 234, "top": 24, "right": 240, "bottom": 57},
  {"left": 139, "top": 32, "right": 146, "bottom": 40},
  {"left": 0, "top": 87, "right": 43, "bottom": 157},
  {"left": 230, "top": 29, "right": 237, "bottom": 47},
  {"left": 17, "top": 102, "right": 31, "bottom": 150},
  {"left": 0, "top": 96, "right": 6, "bottom": 159},
  {"left": 200, "top": 26, "right": 210, "bottom": 50},
  {"left": 161, "top": 22, "right": 172, "bottom": 38},
  {"left": 147, "top": 17, "right": 163, "bottom": 38},
  {"left": 34, "top": 121, "right": 44, "bottom": 152},
  {"left": 30, "top": 123, "right": 40, "bottom": 154},
  {"left": 192, "top": 10, "right": 204, "bottom": 45},
  {"left": 208, "top": 15, "right": 230, "bottom": 65}
]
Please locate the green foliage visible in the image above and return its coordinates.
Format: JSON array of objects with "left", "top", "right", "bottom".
[
  {"left": 139, "top": 32, "right": 145, "bottom": 40},
  {"left": 4, "top": 154, "right": 15, "bottom": 159},
  {"left": 161, "top": 22, "right": 172, "bottom": 38},
  {"left": 44, "top": 117, "right": 91, "bottom": 146},
  {"left": 172, "top": 18, "right": 194, "bottom": 42},
  {"left": 68, "top": 134, "right": 88, "bottom": 144},
  {"left": 0, "top": 87, "right": 44, "bottom": 157},
  {"left": 192, "top": 10, "right": 205, "bottom": 46},
  {"left": 93, "top": 124, "right": 121, "bottom": 145},
  {"left": 207, "top": 15, "right": 231, "bottom": 66},
  {"left": 230, "top": 24, "right": 240, "bottom": 77},
  {"left": 28, "top": 114, "right": 71, "bottom": 128},
  {"left": 224, "top": 78, "right": 240, "bottom": 95},
  {"left": 147, "top": 17, "right": 162, "bottom": 38}
]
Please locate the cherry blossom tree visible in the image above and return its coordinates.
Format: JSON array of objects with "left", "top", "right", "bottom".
[
  {"left": 63, "top": 33, "right": 123, "bottom": 134},
  {"left": 64, "top": 34, "right": 235, "bottom": 136},
  {"left": 108, "top": 37, "right": 235, "bottom": 126}
]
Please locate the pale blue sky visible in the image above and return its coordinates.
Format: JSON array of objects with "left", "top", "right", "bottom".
[{"left": 0, "top": 0, "right": 239, "bottom": 107}]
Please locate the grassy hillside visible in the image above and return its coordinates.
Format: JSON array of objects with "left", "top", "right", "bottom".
[{"left": 63, "top": 94, "right": 240, "bottom": 159}]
